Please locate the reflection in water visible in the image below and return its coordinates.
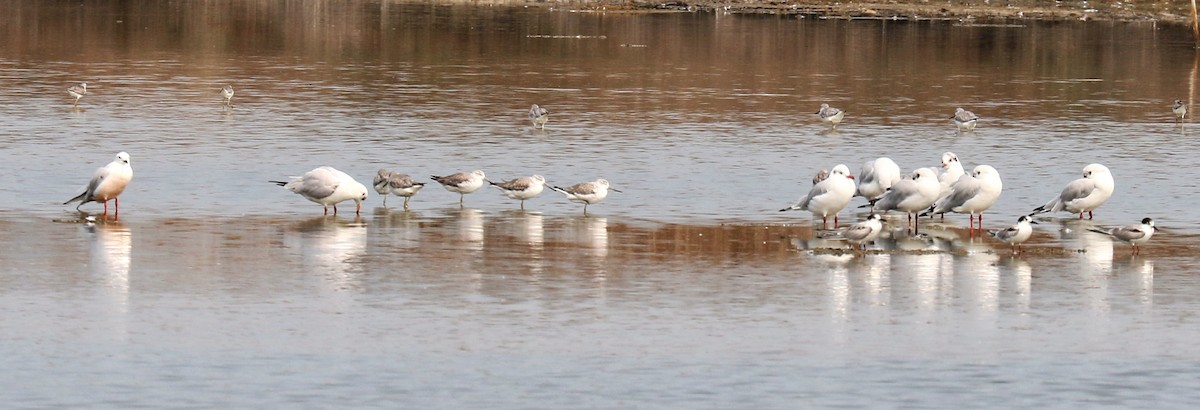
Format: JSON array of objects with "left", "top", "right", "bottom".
[
  {"left": 997, "top": 256, "right": 1033, "bottom": 310},
  {"left": 455, "top": 208, "right": 485, "bottom": 248},
  {"left": 87, "top": 219, "right": 132, "bottom": 302},
  {"left": 1119, "top": 257, "right": 1155, "bottom": 306},
  {"left": 567, "top": 216, "right": 608, "bottom": 258},
  {"left": 286, "top": 216, "right": 368, "bottom": 291},
  {"left": 1059, "top": 219, "right": 1113, "bottom": 312},
  {"left": 372, "top": 208, "right": 422, "bottom": 249}
]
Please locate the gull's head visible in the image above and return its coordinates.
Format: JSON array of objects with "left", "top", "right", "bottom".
[
  {"left": 115, "top": 152, "right": 130, "bottom": 165},
  {"left": 867, "top": 214, "right": 882, "bottom": 222},
  {"left": 1018, "top": 215, "right": 1037, "bottom": 225},
  {"left": 941, "top": 152, "right": 958, "bottom": 168},
  {"left": 973, "top": 165, "right": 998, "bottom": 177},
  {"left": 831, "top": 164, "right": 853, "bottom": 179},
  {"left": 912, "top": 168, "right": 936, "bottom": 180},
  {"left": 1082, "top": 163, "right": 1110, "bottom": 178},
  {"left": 1141, "top": 217, "right": 1157, "bottom": 230}
]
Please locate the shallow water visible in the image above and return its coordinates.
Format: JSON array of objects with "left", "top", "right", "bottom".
[{"left": 2, "top": 1, "right": 1200, "bottom": 408}]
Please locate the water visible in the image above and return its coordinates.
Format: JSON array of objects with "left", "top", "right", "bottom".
[{"left": 2, "top": 1, "right": 1200, "bottom": 407}]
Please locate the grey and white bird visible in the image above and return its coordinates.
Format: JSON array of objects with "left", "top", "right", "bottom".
[
  {"left": 490, "top": 174, "right": 546, "bottom": 209},
  {"left": 930, "top": 151, "right": 966, "bottom": 219},
  {"left": 833, "top": 214, "right": 884, "bottom": 250},
  {"left": 1031, "top": 163, "right": 1114, "bottom": 220},
  {"left": 64, "top": 152, "right": 133, "bottom": 216},
  {"left": 856, "top": 157, "right": 901, "bottom": 202},
  {"left": 951, "top": 107, "right": 979, "bottom": 131},
  {"left": 68, "top": 82, "right": 87, "bottom": 106},
  {"left": 272, "top": 166, "right": 369, "bottom": 215},
  {"left": 816, "top": 103, "right": 845, "bottom": 129},
  {"left": 923, "top": 165, "right": 1004, "bottom": 231},
  {"left": 529, "top": 104, "right": 549, "bottom": 129},
  {"left": 431, "top": 170, "right": 487, "bottom": 205},
  {"left": 780, "top": 164, "right": 856, "bottom": 229},
  {"left": 989, "top": 215, "right": 1038, "bottom": 254},
  {"left": 221, "top": 85, "right": 235, "bottom": 107},
  {"left": 870, "top": 167, "right": 940, "bottom": 233},
  {"left": 1088, "top": 217, "right": 1158, "bottom": 255},
  {"left": 812, "top": 168, "right": 830, "bottom": 185},
  {"left": 550, "top": 178, "right": 620, "bottom": 215},
  {"left": 374, "top": 169, "right": 426, "bottom": 209},
  {"left": 1173, "top": 100, "right": 1187, "bottom": 122}
]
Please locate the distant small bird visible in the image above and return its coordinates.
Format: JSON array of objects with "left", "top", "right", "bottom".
[
  {"left": 550, "top": 178, "right": 621, "bottom": 215},
  {"left": 835, "top": 214, "right": 884, "bottom": 251},
  {"left": 951, "top": 107, "right": 979, "bottom": 131},
  {"left": 1172, "top": 99, "right": 1187, "bottom": 123},
  {"left": 221, "top": 85, "right": 235, "bottom": 107},
  {"left": 529, "top": 104, "right": 549, "bottom": 129},
  {"left": 989, "top": 215, "right": 1038, "bottom": 254},
  {"left": 432, "top": 170, "right": 487, "bottom": 205},
  {"left": 68, "top": 82, "right": 87, "bottom": 106},
  {"left": 64, "top": 152, "right": 133, "bottom": 216},
  {"left": 490, "top": 175, "right": 546, "bottom": 210},
  {"left": 1088, "top": 217, "right": 1158, "bottom": 255},
  {"left": 272, "top": 166, "right": 369, "bottom": 215},
  {"left": 816, "top": 103, "right": 845, "bottom": 129}
]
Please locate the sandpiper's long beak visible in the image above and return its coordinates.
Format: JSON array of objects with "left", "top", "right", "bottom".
[{"left": 610, "top": 187, "right": 623, "bottom": 193}]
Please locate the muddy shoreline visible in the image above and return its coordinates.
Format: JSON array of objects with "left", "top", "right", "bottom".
[{"left": 544, "top": 1, "right": 1194, "bottom": 25}]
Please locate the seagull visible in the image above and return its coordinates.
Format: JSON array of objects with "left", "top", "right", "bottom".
[
  {"left": 832, "top": 214, "right": 884, "bottom": 250},
  {"left": 923, "top": 165, "right": 1004, "bottom": 231},
  {"left": 64, "top": 152, "right": 133, "bottom": 217},
  {"left": 869, "top": 167, "right": 940, "bottom": 233},
  {"left": 816, "top": 103, "right": 845, "bottom": 129},
  {"left": 221, "top": 85, "right": 235, "bottom": 107},
  {"left": 951, "top": 108, "right": 979, "bottom": 131},
  {"left": 780, "top": 164, "right": 856, "bottom": 229},
  {"left": 856, "top": 157, "right": 901, "bottom": 202},
  {"left": 1173, "top": 100, "right": 1187, "bottom": 123},
  {"left": 549, "top": 178, "right": 620, "bottom": 215},
  {"left": 272, "top": 166, "right": 369, "bottom": 215},
  {"left": 1030, "top": 163, "right": 1114, "bottom": 220},
  {"left": 989, "top": 215, "right": 1038, "bottom": 254},
  {"left": 68, "top": 82, "right": 87, "bottom": 106},
  {"left": 931, "top": 152, "right": 965, "bottom": 219},
  {"left": 431, "top": 170, "right": 487, "bottom": 205},
  {"left": 1088, "top": 217, "right": 1158, "bottom": 255},
  {"left": 490, "top": 175, "right": 546, "bottom": 210},
  {"left": 374, "top": 169, "right": 424, "bottom": 208},
  {"left": 529, "top": 104, "right": 549, "bottom": 129}
]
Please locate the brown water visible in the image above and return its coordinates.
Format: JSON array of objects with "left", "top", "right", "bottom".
[{"left": 2, "top": 1, "right": 1200, "bottom": 407}]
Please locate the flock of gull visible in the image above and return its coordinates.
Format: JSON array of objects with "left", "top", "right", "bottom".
[
  {"left": 789, "top": 103, "right": 1175, "bottom": 254},
  {"left": 61, "top": 83, "right": 1170, "bottom": 254}
]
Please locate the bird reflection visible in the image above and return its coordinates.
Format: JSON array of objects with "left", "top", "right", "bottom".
[
  {"left": 452, "top": 208, "right": 485, "bottom": 248},
  {"left": 287, "top": 216, "right": 368, "bottom": 290},
  {"left": 567, "top": 215, "right": 608, "bottom": 257},
  {"left": 1116, "top": 256, "right": 1155, "bottom": 306},
  {"left": 372, "top": 208, "right": 422, "bottom": 249},
  {"left": 1058, "top": 219, "right": 1112, "bottom": 311},
  {"left": 87, "top": 218, "right": 132, "bottom": 302},
  {"left": 996, "top": 256, "right": 1033, "bottom": 310}
]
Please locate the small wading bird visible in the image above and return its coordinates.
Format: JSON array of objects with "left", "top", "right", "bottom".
[
  {"left": 952, "top": 107, "right": 979, "bottom": 132},
  {"left": 374, "top": 169, "right": 425, "bottom": 209},
  {"left": 64, "top": 152, "right": 133, "bottom": 217},
  {"left": 431, "top": 170, "right": 487, "bottom": 205},
  {"left": 1030, "top": 163, "right": 1114, "bottom": 220},
  {"left": 816, "top": 103, "right": 845, "bottom": 129},
  {"left": 823, "top": 214, "right": 884, "bottom": 251},
  {"left": 1088, "top": 217, "right": 1158, "bottom": 255},
  {"left": 989, "top": 215, "right": 1038, "bottom": 254},
  {"left": 221, "top": 85, "right": 235, "bottom": 107},
  {"left": 272, "top": 166, "right": 369, "bottom": 215},
  {"left": 780, "top": 164, "right": 856, "bottom": 229},
  {"left": 68, "top": 82, "right": 87, "bottom": 106},
  {"left": 1173, "top": 99, "right": 1187, "bottom": 122},
  {"left": 490, "top": 174, "right": 546, "bottom": 210},
  {"left": 529, "top": 104, "right": 549, "bottom": 129},
  {"left": 550, "top": 178, "right": 620, "bottom": 215}
]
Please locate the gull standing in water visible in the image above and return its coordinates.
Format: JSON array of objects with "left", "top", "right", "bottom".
[
  {"left": 550, "top": 178, "right": 620, "bottom": 215},
  {"left": 529, "top": 104, "right": 549, "bottom": 129},
  {"left": 221, "top": 85, "right": 235, "bottom": 107},
  {"left": 1173, "top": 100, "right": 1187, "bottom": 122},
  {"left": 1088, "top": 217, "right": 1158, "bottom": 255},
  {"left": 951, "top": 107, "right": 979, "bottom": 132},
  {"left": 816, "top": 103, "right": 845, "bottom": 129},
  {"left": 856, "top": 157, "right": 901, "bottom": 203},
  {"left": 272, "top": 166, "right": 369, "bottom": 215},
  {"left": 490, "top": 174, "right": 546, "bottom": 210},
  {"left": 432, "top": 170, "right": 487, "bottom": 205},
  {"left": 869, "top": 167, "right": 940, "bottom": 233},
  {"left": 989, "top": 215, "right": 1038, "bottom": 254},
  {"left": 923, "top": 165, "right": 1003, "bottom": 231},
  {"left": 780, "top": 164, "right": 856, "bottom": 229},
  {"left": 68, "top": 82, "right": 87, "bottom": 106},
  {"left": 64, "top": 152, "right": 133, "bottom": 217},
  {"left": 1030, "top": 163, "right": 1114, "bottom": 220}
]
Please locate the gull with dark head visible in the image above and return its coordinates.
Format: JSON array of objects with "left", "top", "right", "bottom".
[
  {"left": 951, "top": 108, "right": 979, "bottom": 131},
  {"left": 1031, "top": 163, "right": 1114, "bottom": 220},
  {"left": 272, "top": 166, "right": 369, "bottom": 215},
  {"left": 1088, "top": 217, "right": 1158, "bottom": 255},
  {"left": 64, "top": 152, "right": 133, "bottom": 217},
  {"left": 550, "top": 178, "right": 620, "bottom": 215},
  {"left": 989, "top": 215, "right": 1038, "bottom": 254},
  {"left": 432, "top": 170, "right": 487, "bottom": 205},
  {"left": 490, "top": 175, "right": 546, "bottom": 210},
  {"left": 780, "top": 164, "right": 856, "bottom": 229},
  {"left": 68, "top": 82, "right": 87, "bottom": 106},
  {"left": 529, "top": 104, "right": 549, "bottom": 129},
  {"left": 816, "top": 103, "right": 845, "bottom": 129}
]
